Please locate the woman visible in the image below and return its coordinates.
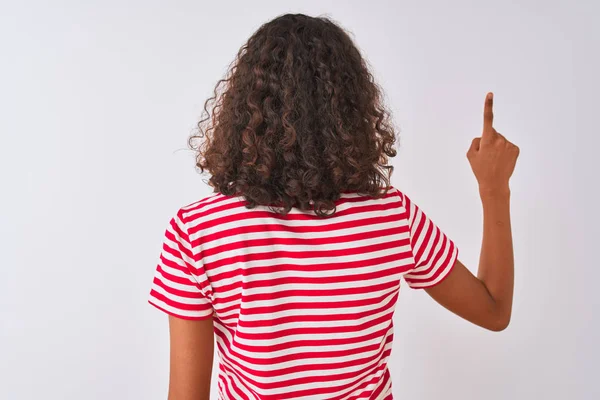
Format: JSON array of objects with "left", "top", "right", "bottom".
[{"left": 148, "top": 13, "right": 519, "bottom": 400}]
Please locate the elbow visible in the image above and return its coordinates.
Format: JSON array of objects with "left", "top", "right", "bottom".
[
  {"left": 486, "top": 310, "right": 511, "bottom": 332},
  {"left": 488, "top": 318, "right": 510, "bottom": 332}
]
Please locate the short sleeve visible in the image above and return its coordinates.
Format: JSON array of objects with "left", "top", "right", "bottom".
[
  {"left": 399, "top": 190, "right": 459, "bottom": 289},
  {"left": 148, "top": 211, "right": 214, "bottom": 320}
]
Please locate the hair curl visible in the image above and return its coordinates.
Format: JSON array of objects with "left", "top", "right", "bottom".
[{"left": 190, "top": 13, "right": 398, "bottom": 217}]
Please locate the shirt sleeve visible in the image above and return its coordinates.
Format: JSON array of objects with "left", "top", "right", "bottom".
[
  {"left": 398, "top": 190, "right": 459, "bottom": 289},
  {"left": 148, "top": 211, "right": 214, "bottom": 320}
]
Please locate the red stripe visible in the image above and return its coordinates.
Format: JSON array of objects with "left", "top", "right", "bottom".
[
  {"left": 216, "top": 323, "right": 392, "bottom": 354},
  {"left": 154, "top": 262, "right": 195, "bottom": 286},
  {"left": 238, "top": 288, "right": 396, "bottom": 317},
  {"left": 183, "top": 190, "right": 399, "bottom": 227},
  {"left": 152, "top": 275, "right": 201, "bottom": 299},
  {"left": 149, "top": 289, "right": 212, "bottom": 313},
  {"left": 210, "top": 271, "right": 404, "bottom": 311},
  {"left": 412, "top": 214, "right": 433, "bottom": 263},
  {"left": 232, "top": 310, "right": 395, "bottom": 341},
  {"left": 147, "top": 299, "right": 212, "bottom": 320},
  {"left": 192, "top": 210, "right": 405, "bottom": 249},
  {"left": 187, "top": 197, "right": 402, "bottom": 239},
  {"left": 199, "top": 225, "right": 409, "bottom": 259},
  {"left": 202, "top": 238, "right": 409, "bottom": 271},
  {"left": 208, "top": 248, "right": 411, "bottom": 285}
]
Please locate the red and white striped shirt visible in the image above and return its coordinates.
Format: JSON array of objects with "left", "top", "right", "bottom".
[{"left": 148, "top": 186, "right": 458, "bottom": 400}]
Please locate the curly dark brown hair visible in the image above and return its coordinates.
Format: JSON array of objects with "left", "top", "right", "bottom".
[{"left": 190, "top": 13, "right": 398, "bottom": 217}]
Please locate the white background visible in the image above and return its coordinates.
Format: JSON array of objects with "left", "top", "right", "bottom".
[{"left": 1, "top": 1, "right": 598, "bottom": 399}]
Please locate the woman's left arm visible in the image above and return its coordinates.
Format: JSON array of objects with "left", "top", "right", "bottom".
[{"left": 167, "top": 315, "right": 214, "bottom": 400}]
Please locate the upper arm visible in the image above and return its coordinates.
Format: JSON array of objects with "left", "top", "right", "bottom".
[
  {"left": 424, "top": 259, "right": 508, "bottom": 331},
  {"left": 168, "top": 315, "right": 214, "bottom": 400},
  {"left": 147, "top": 210, "right": 217, "bottom": 399},
  {"left": 397, "top": 189, "right": 506, "bottom": 331}
]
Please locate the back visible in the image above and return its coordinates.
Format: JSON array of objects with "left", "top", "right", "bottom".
[{"left": 148, "top": 185, "right": 458, "bottom": 399}]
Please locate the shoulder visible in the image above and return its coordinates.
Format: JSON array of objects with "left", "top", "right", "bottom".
[
  {"left": 386, "top": 185, "right": 407, "bottom": 205},
  {"left": 172, "top": 191, "right": 235, "bottom": 226}
]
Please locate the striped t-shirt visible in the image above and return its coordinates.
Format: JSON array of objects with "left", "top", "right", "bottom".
[{"left": 148, "top": 185, "right": 458, "bottom": 400}]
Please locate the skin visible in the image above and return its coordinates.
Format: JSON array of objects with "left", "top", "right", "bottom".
[
  {"left": 425, "top": 92, "right": 519, "bottom": 332},
  {"left": 167, "top": 316, "right": 214, "bottom": 400},
  {"left": 165, "top": 92, "right": 519, "bottom": 399}
]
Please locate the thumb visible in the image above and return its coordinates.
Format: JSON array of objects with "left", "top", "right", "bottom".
[{"left": 468, "top": 137, "right": 481, "bottom": 153}]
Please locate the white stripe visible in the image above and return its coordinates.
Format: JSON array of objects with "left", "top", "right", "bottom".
[
  {"left": 148, "top": 296, "right": 211, "bottom": 318},
  {"left": 216, "top": 316, "right": 394, "bottom": 351},
  {"left": 204, "top": 247, "right": 411, "bottom": 288},
  {"left": 239, "top": 288, "right": 398, "bottom": 321},
  {"left": 150, "top": 280, "right": 208, "bottom": 306},
  {"left": 202, "top": 226, "right": 409, "bottom": 265}
]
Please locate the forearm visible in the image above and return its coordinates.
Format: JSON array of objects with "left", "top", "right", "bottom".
[
  {"left": 426, "top": 91, "right": 518, "bottom": 332},
  {"left": 477, "top": 187, "right": 514, "bottom": 327}
]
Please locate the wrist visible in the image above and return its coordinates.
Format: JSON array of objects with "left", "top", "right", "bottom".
[{"left": 479, "top": 185, "right": 511, "bottom": 200}]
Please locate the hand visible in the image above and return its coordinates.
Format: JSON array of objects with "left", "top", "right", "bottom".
[{"left": 467, "top": 92, "right": 520, "bottom": 196}]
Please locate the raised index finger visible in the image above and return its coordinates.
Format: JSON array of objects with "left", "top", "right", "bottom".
[{"left": 482, "top": 92, "right": 494, "bottom": 141}]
